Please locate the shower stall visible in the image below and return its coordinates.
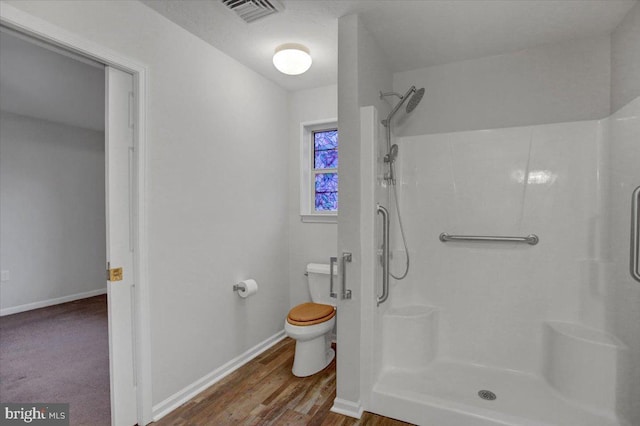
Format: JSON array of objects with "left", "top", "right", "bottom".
[
  {"left": 341, "top": 8, "right": 640, "bottom": 423},
  {"left": 360, "top": 99, "right": 640, "bottom": 425}
]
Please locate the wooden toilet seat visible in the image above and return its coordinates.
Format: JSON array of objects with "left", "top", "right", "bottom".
[{"left": 286, "top": 302, "right": 335, "bottom": 326}]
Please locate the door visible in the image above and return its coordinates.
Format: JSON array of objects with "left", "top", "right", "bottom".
[{"left": 105, "top": 66, "right": 137, "bottom": 425}]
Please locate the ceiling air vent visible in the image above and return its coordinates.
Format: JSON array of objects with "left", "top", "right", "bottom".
[{"left": 222, "top": 0, "right": 285, "bottom": 23}]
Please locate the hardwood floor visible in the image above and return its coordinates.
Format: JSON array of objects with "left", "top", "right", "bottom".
[{"left": 154, "top": 338, "right": 413, "bottom": 425}]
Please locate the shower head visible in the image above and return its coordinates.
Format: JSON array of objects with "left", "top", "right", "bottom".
[
  {"left": 406, "top": 87, "right": 425, "bottom": 114},
  {"left": 381, "top": 85, "right": 425, "bottom": 127}
]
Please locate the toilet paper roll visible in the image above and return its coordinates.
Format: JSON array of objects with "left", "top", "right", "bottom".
[{"left": 236, "top": 279, "right": 258, "bottom": 298}]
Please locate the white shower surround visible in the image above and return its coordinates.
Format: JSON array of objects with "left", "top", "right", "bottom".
[{"left": 362, "top": 96, "right": 640, "bottom": 426}]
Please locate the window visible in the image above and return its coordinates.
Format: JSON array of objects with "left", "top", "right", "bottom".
[
  {"left": 313, "top": 129, "right": 338, "bottom": 211},
  {"left": 300, "top": 120, "right": 338, "bottom": 222}
]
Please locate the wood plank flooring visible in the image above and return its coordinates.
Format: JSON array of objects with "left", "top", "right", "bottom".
[{"left": 154, "top": 338, "right": 413, "bottom": 425}]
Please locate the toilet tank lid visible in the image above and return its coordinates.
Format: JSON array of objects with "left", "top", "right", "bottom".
[{"left": 306, "top": 263, "right": 337, "bottom": 275}]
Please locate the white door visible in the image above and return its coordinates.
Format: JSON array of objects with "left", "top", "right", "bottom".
[{"left": 105, "top": 66, "right": 137, "bottom": 426}]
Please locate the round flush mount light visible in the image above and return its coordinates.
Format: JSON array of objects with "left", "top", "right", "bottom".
[{"left": 273, "top": 43, "right": 312, "bottom": 75}]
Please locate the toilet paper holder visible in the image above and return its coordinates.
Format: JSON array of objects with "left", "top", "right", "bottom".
[
  {"left": 233, "top": 281, "right": 256, "bottom": 292},
  {"left": 232, "top": 279, "right": 259, "bottom": 298}
]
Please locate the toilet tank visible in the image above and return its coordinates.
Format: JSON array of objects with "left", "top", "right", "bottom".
[{"left": 306, "top": 263, "right": 337, "bottom": 307}]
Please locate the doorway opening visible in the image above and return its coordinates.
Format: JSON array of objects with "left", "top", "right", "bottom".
[{"left": 0, "top": 18, "right": 148, "bottom": 425}]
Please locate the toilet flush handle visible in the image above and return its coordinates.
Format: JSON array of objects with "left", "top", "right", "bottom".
[{"left": 329, "top": 257, "right": 338, "bottom": 298}]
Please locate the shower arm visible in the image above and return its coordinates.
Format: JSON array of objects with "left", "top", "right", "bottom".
[{"left": 379, "top": 91, "right": 403, "bottom": 100}]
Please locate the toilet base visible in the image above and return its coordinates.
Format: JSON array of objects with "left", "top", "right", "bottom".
[{"left": 292, "top": 335, "right": 335, "bottom": 377}]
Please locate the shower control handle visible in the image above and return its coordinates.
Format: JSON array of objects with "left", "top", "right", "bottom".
[{"left": 329, "top": 257, "right": 337, "bottom": 298}]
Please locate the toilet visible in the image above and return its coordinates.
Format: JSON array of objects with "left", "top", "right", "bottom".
[{"left": 285, "top": 263, "right": 337, "bottom": 377}]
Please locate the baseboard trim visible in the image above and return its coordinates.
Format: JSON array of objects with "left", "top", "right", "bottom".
[
  {"left": 331, "top": 398, "right": 364, "bottom": 419},
  {"left": 152, "top": 329, "right": 287, "bottom": 421},
  {"left": 0, "top": 288, "right": 107, "bottom": 316}
]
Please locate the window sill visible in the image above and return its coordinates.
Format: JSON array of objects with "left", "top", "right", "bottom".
[{"left": 301, "top": 214, "right": 337, "bottom": 224}]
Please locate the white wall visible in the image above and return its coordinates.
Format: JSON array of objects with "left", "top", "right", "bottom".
[
  {"left": 4, "top": 0, "right": 291, "bottom": 408},
  {"left": 288, "top": 84, "right": 338, "bottom": 308},
  {"left": 0, "top": 112, "right": 106, "bottom": 312},
  {"left": 0, "top": 30, "right": 105, "bottom": 132},
  {"left": 611, "top": 1, "right": 640, "bottom": 113},
  {"left": 336, "top": 13, "right": 393, "bottom": 412},
  {"left": 395, "top": 118, "right": 602, "bottom": 373},
  {"left": 393, "top": 35, "right": 611, "bottom": 136}
]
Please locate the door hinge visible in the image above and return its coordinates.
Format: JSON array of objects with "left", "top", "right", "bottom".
[{"left": 107, "top": 266, "right": 123, "bottom": 282}]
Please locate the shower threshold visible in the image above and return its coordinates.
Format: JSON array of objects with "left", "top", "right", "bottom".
[{"left": 371, "top": 359, "right": 625, "bottom": 426}]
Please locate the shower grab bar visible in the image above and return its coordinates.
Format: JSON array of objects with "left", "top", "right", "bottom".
[
  {"left": 329, "top": 257, "right": 337, "bottom": 298},
  {"left": 439, "top": 233, "right": 539, "bottom": 245},
  {"left": 377, "top": 205, "right": 390, "bottom": 306},
  {"left": 341, "top": 252, "right": 352, "bottom": 299},
  {"left": 632, "top": 186, "right": 640, "bottom": 283}
]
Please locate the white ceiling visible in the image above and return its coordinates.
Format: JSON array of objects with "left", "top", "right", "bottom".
[
  {"left": 142, "top": 0, "right": 637, "bottom": 92},
  {"left": 0, "top": 30, "right": 105, "bottom": 131}
]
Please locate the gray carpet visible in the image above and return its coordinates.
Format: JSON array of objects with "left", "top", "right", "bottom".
[{"left": 0, "top": 295, "right": 111, "bottom": 425}]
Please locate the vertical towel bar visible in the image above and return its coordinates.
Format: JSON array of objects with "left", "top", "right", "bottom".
[
  {"left": 377, "top": 204, "right": 390, "bottom": 306},
  {"left": 341, "top": 252, "right": 352, "bottom": 299},
  {"left": 632, "top": 186, "right": 640, "bottom": 283}
]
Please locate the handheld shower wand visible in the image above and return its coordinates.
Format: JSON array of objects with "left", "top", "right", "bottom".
[{"left": 378, "top": 85, "right": 425, "bottom": 281}]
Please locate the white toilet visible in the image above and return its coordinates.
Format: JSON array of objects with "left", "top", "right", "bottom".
[{"left": 285, "top": 263, "right": 337, "bottom": 377}]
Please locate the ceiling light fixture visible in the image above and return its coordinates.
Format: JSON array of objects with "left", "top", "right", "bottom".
[{"left": 273, "top": 43, "right": 312, "bottom": 75}]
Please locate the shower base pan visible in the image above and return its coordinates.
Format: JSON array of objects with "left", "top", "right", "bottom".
[{"left": 371, "top": 359, "right": 625, "bottom": 426}]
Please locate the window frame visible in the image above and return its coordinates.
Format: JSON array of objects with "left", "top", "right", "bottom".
[{"left": 300, "top": 119, "right": 338, "bottom": 223}]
